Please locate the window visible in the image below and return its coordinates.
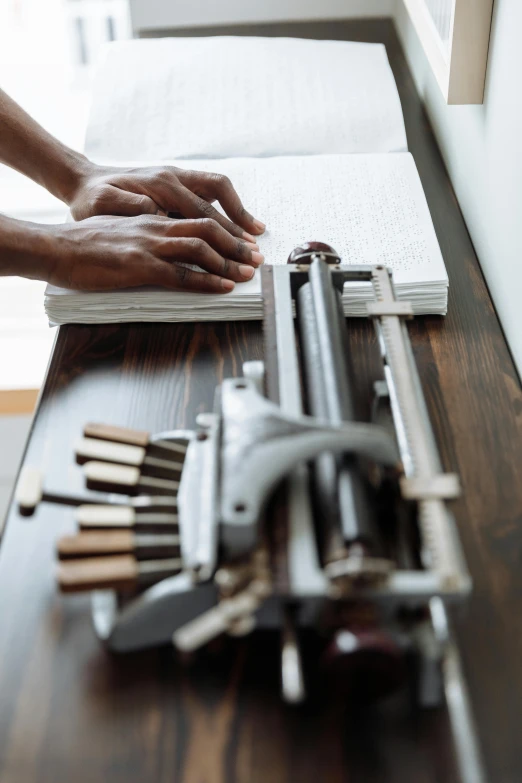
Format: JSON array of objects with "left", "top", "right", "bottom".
[{"left": 401, "top": 0, "right": 495, "bottom": 103}]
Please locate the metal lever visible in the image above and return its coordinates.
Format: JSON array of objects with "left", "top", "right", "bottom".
[
  {"left": 56, "top": 531, "right": 181, "bottom": 559},
  {"left": 75, "top": 437, "right": 184, "bottom": 474},
  {"left": 172, "top": 580, "right": 270, "bottom": 652},
  {"left": 15, "top": 466, "right": 178, "bottom": 518},
  {"left": 83, "top": 461, "right": 180, "bottom": 495},
  {"left": 219, "top": 379, "right": 400, "bottom": 558},
  {"left": 430, "top": 598, "right": 487, "bottom": 783},
  {"left": 281, "top": 606, "right": 306, "bottom": 704},
  {"left": 57, "top": 554, "right": 183, "bottom": 593},
  {"left": 83, "top": 423, "right": 188, "bottom": 457}
]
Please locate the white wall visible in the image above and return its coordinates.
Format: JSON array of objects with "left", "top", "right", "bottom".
[
  {"left": 129, "top": 0, "right": 394, "bottom": 32},
  {"left": 395, "top": 0, "right": 522, "bottom": 376}
]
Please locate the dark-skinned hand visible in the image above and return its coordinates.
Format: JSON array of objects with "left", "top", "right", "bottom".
[
  {"left": 68, "top": 162, "right": 266, "bottom": 241},
  {"left": 37, "top": 214, "right": 264, "bottom": 292}
]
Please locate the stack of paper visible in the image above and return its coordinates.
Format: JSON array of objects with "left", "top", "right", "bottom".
[
  {"left": 45, "top": 154, "right": 448, "bottom": 324},
  {"left": 45, "top": 36, "right": 449, "bottom": 325}
]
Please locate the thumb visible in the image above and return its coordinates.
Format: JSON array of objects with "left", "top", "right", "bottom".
[{"left": 106, "top": 187, "right": 161, "bottom": 217}]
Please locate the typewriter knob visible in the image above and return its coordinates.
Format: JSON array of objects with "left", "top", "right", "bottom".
[
  {"left": 287, "top": 241, "right": 340, "bottom": 265},
  {"left": 322, "top": 628, "right": 406, "bottom": 702}
]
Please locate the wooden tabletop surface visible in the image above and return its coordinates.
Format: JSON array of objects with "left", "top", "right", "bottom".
[{"left": 2, "top": 19, "right": 522, "bottom": 783}]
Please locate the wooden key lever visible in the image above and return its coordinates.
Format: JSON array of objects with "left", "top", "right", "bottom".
[
  {"left": 75, "top": 437, "right": 184, "bottom": 474},
  {"left": 75, "top": 504, "right": 178, "bottom": 528},
  {"left": 83, "top": 461, "right": 180, "bottom": 496},
  {"left": 84, "top": 423, "right": 188, "bottom": 457},
  {"left": 57, "top": 531, "right": 180, "bottom": 559},
  {"left": 16, "top": 466, "right": 178, "bottom": 520},
  {"left": 57, "top": 554, "right": 182, "bottom": 593}
]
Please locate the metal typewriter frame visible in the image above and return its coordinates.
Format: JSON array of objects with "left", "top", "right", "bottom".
[
  {"left": 91, "top": 262, "right": 471, "bottom": 639},
  {"left": 27, "top": 257, "right": 485, "bottom": 783}
]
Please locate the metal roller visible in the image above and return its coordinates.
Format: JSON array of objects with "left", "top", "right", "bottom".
[{"left": 296, "top": 258, "right": 382, "bottom": 572}]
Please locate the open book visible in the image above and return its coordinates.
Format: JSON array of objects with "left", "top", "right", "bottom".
[{"left": 45, "top": 37, "right": 448, "bottom": 325}]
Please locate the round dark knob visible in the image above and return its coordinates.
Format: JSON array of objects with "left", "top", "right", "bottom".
[
  {"left": 287, "top": 241, "right": 340, "bottom": 265},
  {"left": 321, "top": 628, "right": 407, "bottom": 702}
]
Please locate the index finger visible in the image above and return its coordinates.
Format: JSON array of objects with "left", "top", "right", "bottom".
[
  {"left": 174, "top": 185, "right": 257, "bottom": 241},
  {"left": 200, "top": 173, "right": 265, "bottom": 236}
]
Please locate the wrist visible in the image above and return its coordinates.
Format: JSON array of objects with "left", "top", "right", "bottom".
[
  {"left": 0, "top": 214, "right": 56, "bottom": 281},
  {"left": 41, "top": 146, "right": 94, "bottom": 206}
]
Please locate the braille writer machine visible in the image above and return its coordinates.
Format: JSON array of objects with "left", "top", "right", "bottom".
[{"left": 16, "top": 243, "right": 484, "bottom": 783}]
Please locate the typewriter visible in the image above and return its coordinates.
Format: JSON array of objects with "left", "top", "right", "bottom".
[{"left": 16, "top": 243, "right": 483, "bottom": 783}]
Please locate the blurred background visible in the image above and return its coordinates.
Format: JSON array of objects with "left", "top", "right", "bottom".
[
  {"left": 0, "top": 0, "right": 132, "bottom": 403},
  {"left": 0, "top": 0, "right": 131, "bottom": 222},
  {"left": 0, "top": 0, "right": 132, "bottom": 517}
]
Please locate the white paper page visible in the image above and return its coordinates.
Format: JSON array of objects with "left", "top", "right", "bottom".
[
  {"left": 182, "top": 152, "right": 446, "bottom": 285},
  {"left": 45, "top": 153, "right": 446, "bottom": 314},
  {"left": 85, "top": 37, "right": 407, "bottom": 162}
]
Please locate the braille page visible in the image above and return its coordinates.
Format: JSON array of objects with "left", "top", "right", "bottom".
[
  {"left": 187, "top": 152, "right": 447, "bottom": 285},
  {"left": 85, "top": 37, "right": 407, "bottom": 162}
]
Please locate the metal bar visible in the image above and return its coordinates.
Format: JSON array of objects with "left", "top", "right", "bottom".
[
  {"left": 303, "top": 262, "right": 378, "bottom": 552},
  {"left": 273, "top": 266, "right": 302, "bottom": 412},
  {"left": 371, "top": 267, "right": 469, "bottom": 590},
  {"left": 296, "top": 282, "right": 346, "bottom": 562},
  {"left": 272, "top": 266, "right": 327, "bottom": 595},
  {"left": 430, "top": 598, "right": 487, "bottom": 783},
  {"left": 307, "top": 259, "right": 356, "bottom": 421},
  {"left": 133, "top": 534, "right": 181, "bottom": 557},
  {"left": 138, "top": 558, "right": 183, "bottom": 578},
  {"left": 299, "top": 260, "right": 378, "bottom": 560},
  {"left": 177, "top": 415, "right": 219, "bottom": 581},
  {"left": 290, "top": 264, "right": 375, "bottom": 281},
  {"left": 283, "top": 570, "right": 469, "bottom": 602},
  {"left": 281, "top": 606, "right": 306, "bottom": 703},
  {"left": 261, "top": 266, "right": 281, "bottom": 405}
]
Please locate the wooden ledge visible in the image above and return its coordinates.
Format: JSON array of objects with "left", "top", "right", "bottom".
[{"left": 0, "top": 388, "right": 38, "bottom": 415}]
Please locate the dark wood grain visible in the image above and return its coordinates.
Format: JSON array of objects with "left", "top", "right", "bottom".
[{"left": 1, "top": 18, "right": 521, "bottom": 783}]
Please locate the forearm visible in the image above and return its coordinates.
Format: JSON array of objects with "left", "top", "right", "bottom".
[
  {"left": 0, "top": 214, "right": 53, "bottom": 281},
  {"left": 0, "top": 88, "right": 89, "bottom": 203}
]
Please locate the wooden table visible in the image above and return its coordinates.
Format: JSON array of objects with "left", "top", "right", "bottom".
[{"left": 2, "top": 19, "right": 522, "bottom": 783}]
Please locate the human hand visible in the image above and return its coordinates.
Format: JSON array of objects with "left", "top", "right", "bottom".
[
  {"left": 38, "top": 214, "right": 264, "bottom": 292},
  {"left": 68, "top": 161, "right": 265, "bottom": 241}
]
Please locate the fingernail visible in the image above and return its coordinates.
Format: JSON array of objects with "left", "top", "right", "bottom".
[
  {"left": 242, "top": 231, "right": 256, "bottom": 242},
  {"left": 251, "top": 251, "right": 264, "bottom": 266},
  {"left": 239, "top": 264, "right": 255, "bottom": 279},
  {"left": 245, "top": 241, "right": 260, "bottom": 251},
  {"left": 253, "top": 219, "right": 266, "bottom": 233},
  {"left": 221, "top": 279, "right": 235, "bottom": 291}
]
